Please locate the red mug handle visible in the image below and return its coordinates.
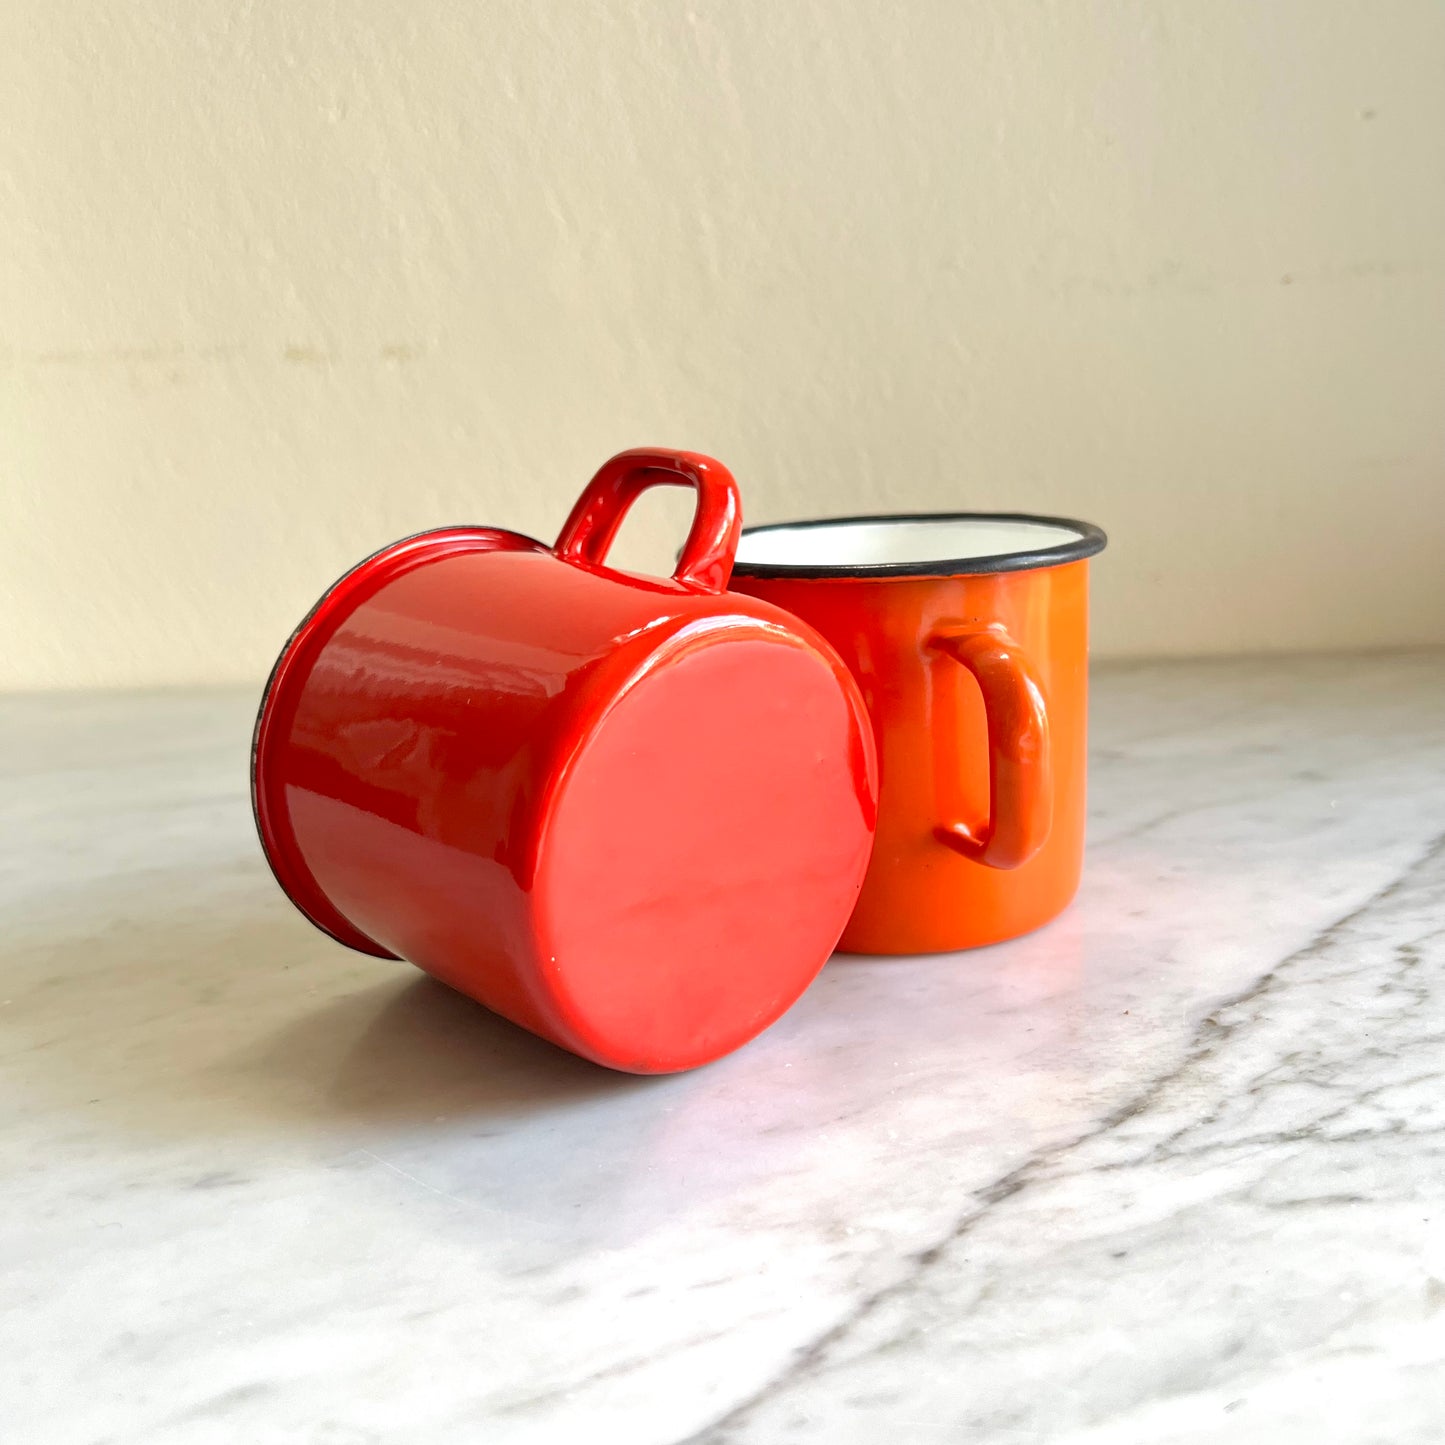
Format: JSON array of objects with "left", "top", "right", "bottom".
[
  {"left": 929, "top": 623, "right": 1052, "bottom": 870},
  {"left": 553, "top": 448, "right": 742, "bottom": 594}
]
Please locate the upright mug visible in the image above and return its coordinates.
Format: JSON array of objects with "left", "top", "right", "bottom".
[{"left": 728, "top": 512, "right": 1106, "bottom": 954}]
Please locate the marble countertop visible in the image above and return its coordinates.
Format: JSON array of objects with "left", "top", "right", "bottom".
[{"left": 3, "top": 651, "right": 1443, "bottom": 1444}]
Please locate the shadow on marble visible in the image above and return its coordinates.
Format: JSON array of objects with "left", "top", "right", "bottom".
[
  {"left": 1, "top": 879, "right": 658, "bottom": 1145},
  {"left": 251, "top": 971, "right": 659, "bottom": 1126}
]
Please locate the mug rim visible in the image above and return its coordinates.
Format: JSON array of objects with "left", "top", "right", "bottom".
[
  {"left": 729, "top": 511, "right": 1107, "bottom": 580},
  {"left": 251, "top": 523, "right": 544, "bottom": 959}
]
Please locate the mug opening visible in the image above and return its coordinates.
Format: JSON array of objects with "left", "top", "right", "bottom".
[{"left": 730, "top": 513, "right": 1106, "bottom": 579}]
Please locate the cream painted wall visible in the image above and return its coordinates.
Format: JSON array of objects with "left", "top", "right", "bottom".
[{"left": 3, "top": 2, "right": 1443, "bottom": 689}]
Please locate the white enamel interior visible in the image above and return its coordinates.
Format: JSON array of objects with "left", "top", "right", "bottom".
[{"left": 733, "top": 516, "right": 1084, "bottom": 569}]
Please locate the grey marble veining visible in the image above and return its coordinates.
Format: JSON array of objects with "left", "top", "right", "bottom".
[{"left": 1, "top": 652, "right": 1443, "bottom": 1444}]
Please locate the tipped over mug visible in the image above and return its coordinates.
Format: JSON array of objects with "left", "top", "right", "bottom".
[
  {"left": 253, "top": 450, "right": 879, "bottom": 1072},
  {"left": 728, "top": 512, "right": 1106, "bottom": 954}
]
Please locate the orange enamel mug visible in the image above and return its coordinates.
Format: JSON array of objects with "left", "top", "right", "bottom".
[{"left": 727, "top": 513, "right": 1106, "bottom": 954}]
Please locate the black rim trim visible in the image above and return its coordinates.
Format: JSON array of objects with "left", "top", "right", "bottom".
[
  {"left": 728, "top": 511, "right": 1107, "bottom": 579},
  {"left": 249, "top": 524, "right": 536, "bottom": 959}
]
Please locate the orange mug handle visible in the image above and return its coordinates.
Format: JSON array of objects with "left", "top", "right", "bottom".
[
  {"left": 929, "top": 623, "right": 1052, "bottom": 870},
  {"left": 553, "top": 447, "right": 742, "bottom": 594}
]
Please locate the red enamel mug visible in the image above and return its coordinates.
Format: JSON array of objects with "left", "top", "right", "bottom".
[{"left": 253, "top": 450, "right": 878, "bottom": 1073}]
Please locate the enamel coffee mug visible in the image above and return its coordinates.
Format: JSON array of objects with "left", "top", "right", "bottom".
[
  {"left": 727, "top": 512, "right": 1106, "bottom": 954},
  {"left": 253, "top": 450, "right": 878, "bottom": 1072}
]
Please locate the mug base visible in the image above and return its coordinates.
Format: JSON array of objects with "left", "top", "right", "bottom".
[
  {"left": 834, "top": 883, "right": 1081, "bottom": 956},
  {"left": 532, "top": 624, "right": 876, "bottom": 1073}
]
